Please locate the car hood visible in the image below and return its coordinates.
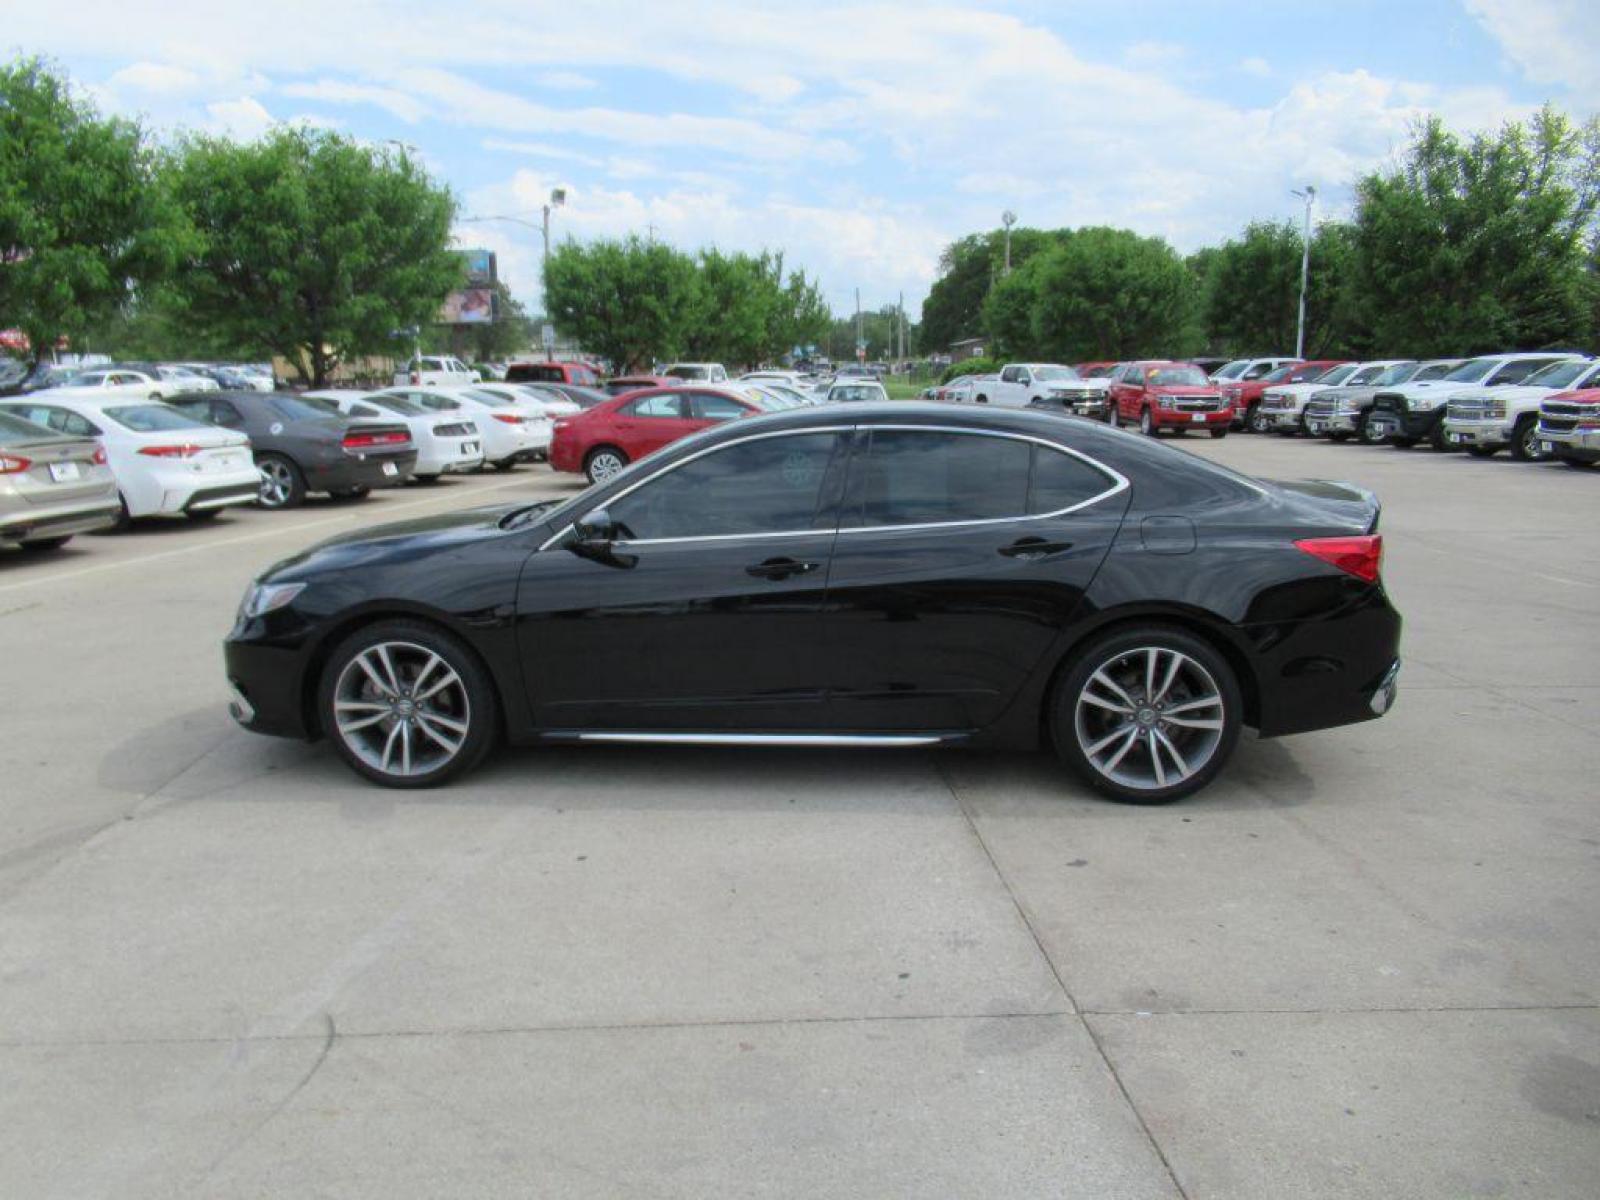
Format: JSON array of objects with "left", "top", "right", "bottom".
[
  {"left": 264, "top": 502, "right": 531, "bottom": 580},
  {"left": 1447, "top": 384, "right": 1551, "bottom": 403}
]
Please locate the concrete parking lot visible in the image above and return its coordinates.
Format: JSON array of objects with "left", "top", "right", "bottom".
[{"left": 1, "top": 436, "right": 1596, "bottom": 1199}]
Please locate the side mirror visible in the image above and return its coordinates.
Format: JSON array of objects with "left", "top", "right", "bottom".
[{"left": 574, "top": 508, "right": 615, "bottom": 543}]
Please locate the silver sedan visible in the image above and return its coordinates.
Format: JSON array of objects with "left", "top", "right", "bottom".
[{"left": 0, "top": 409, "right": 121, "bottom": 551}]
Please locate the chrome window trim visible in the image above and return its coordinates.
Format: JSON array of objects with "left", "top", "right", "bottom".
[{"left": 538, "top": 422, "right": 1129, "bottom": 551}]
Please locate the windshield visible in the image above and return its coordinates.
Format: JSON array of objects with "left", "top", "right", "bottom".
[
  {"left": 666, "top": 365, "right": 709, "bottom": 380},
  {"left": 1523, "top": 360, "right": 1591, "bottom": 388},
  {"left": 1313, "top": 364, "right": 1359, "bottom": 386},
  {"left": 105, "top": 404, "right": 211, "bottom": 432},
  {"left": 1369, "top": 363, "right": 1420, "bottom": 386},
  {"left": 462, "top": 388, "right": 515, "bottom": 407},
  {"left": 373, "top": 395, "right": 427, "bottom": 416},
  {"left": 293, "top": 394, "right": 343, "bottom": 415},
  {"left": 1148, "top": 365, "right": 1208, "bottom": 387},
  {"left": 831, "top": 384, "right": 885, "bottom": 403},
  {"left": 1033, "top": 366, "right": 1079, "bottom": 381},
  {"left": 1213, "top": 360, "right": 1249, "bottom": 379},
  {"left": 1443, "top": 358, "right": 1496, "bottom": 383},
  {"left": 1346, "top": 364, "right": 1392, "bottom": 385}
]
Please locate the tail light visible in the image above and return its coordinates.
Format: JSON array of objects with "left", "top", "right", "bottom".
[
  {"left": 0, "top": 454, "right": 31, "bottom": 474},
  {"left": 342, "top": 430, "right": 410, "bottom": 450},
  {"left": 1295, "top": 535, "right": 1383, "bottom": 583},
  {"left": 491, "top": 413, "right": 523, "bottom": 425},
  {"left": 92, "top": 447, "right": 107, "bottom": 465},
  {"left": 138, "top": 444, "right": 202, "bottom": 458}
]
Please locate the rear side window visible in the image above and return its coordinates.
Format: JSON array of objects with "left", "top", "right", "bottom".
[
  {"left": 627, "top": 394, "right": 685, "bottom": 419},
  {"left": 1029, "top": 445, "right": 1115, "bottom": 513},
  {"left": 855, "top": 430, "right": 1030, "bottom": 526}
]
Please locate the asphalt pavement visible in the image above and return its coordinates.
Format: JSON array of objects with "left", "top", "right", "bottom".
[{"left": 1, "top": 433, "right": 1596, "bottom": 1199}]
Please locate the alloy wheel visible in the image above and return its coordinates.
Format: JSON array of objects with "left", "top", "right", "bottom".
[
  {"left": 258, "top": 460, "right": 293, "bottom": 508},
  {"left": 1073, "top": 646, "right": 1225, "bottom": 793},
  {"left": 1247, "top": 406, "right": 1270, "bottom": 434},
  {"left": 1519, "top": 422, "right": 1547, "bottom": 461},
  {"left": 1139, "top": 408, "right": 1153, "bottom": 436},
  {"left": 332, "top": 641, "right": 472, "bottom": 779},
  {"left": 587, "top": 450, "right": 625, "bottom": 482}
]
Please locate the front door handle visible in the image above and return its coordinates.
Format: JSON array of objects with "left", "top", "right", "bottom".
[
  {"left": 998, "top": 537, "right": 1072, "bottom": 560},
  {"left": 746, "top": 557, "right": 820, "bottom": 580}
]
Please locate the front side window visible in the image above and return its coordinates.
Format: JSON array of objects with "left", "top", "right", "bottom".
[
  {"left": 691, "top": 393, "right": 751, "bottom": 421},
  {"left": 607, "top": 432, "right": 842, "bottom": 541},
  {"left": 627, "top": 394, "right": 685, "bottom": 419}
]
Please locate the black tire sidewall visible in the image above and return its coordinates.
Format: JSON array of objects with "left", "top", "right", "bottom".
[
  {"left": 1050, "top": 625, "right": 1243, "bottom": 804},
  {"left": 317, "top": 619, "right": 500, "bottom": 788}
]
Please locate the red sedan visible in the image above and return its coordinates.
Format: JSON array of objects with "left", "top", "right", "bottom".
[
  {"left": 1108, "top": 361, "right": 1234, "bottom": 437},
  {"left": 550, "top": 387, "right": 772, "bottom": 483}
]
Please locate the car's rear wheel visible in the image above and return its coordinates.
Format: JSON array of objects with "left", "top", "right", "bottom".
[
  {"left": 1052, "top": 626, "right": 1242, "bottom": 804},
  {"left": 19, "top": 536, "right": 71, "bottom": 552},
  {"left": 584, "top": 446, "right": 628, "bottom": 484},
  {"left": 319, "top": 621, "right": 499, "bottom": 788},
  {"left": 1510, "top": 416, "right": 1546, "bottom": 462},
  {"left": 257, "top": 454, "right": 306, "bottom": 509}
]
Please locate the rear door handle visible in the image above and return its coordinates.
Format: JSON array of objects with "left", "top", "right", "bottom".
[
  {"left": 998, "top": 537, "right": 1072, "bottom": 560},
  {"left": 746, "top": 557, "right": 820, "bottom": 580}
]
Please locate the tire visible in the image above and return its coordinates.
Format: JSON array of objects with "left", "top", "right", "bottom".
[
  {"left": 1428, "top": 420, "right": 1454, "bottom": 453},
  {"left": 1246, "top": 404, "right": 1271, "bottom": 435},
  {"left": 318, "top": 619, "right": 499, "bottom": 788},
  {"left": 584, "top": 446, "right": 629, "bottom": 484},
  {"left": 1107, "top": 404, "right": 1120, "bottom": 429},
  {"left": 19, "top": 536, "right": 71, "bottom": 552},
  {"left": 111, "top": 494, "right": 132, "bottom": 531},
  {"left": 1209, "top": 429, "right": 1228, "bottom": 439},
  {"left": 1357, "top": 414, "right": 1386, "bottom": 445},
  {"left": 185, "top": 508, "right": 222, "bottom": 522},
  {"left": 1510, "top": 416, "right": 1547, "bottom": 462},
  {"left": 492, "top": 460, "right": 518, "bottom": 472},
  {"left": 1050, "top": 625, "right": 1243, "bottom": 804},
  {"left": 1139, "top": 407, "right": 1155, "bottom": 436},
  {"left": 256, "top": 454, "right": 306, "bottom": 509}
]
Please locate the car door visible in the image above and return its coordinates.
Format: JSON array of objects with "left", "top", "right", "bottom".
[
  {"left": 608, "top": 391, "right": 694, "bottom": 460},
  {"left": 820, "top": 426, "right": 1131, "bottom": 731},
  {"left": 516, "top": 428, "right": 850, "bottom": 730}
]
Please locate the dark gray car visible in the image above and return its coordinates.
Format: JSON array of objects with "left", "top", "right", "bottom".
[{"left": 171, "top": 391, "right": 419, "bottom": 509}]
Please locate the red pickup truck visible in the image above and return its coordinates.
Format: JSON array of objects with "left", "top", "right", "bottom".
[
  {"left": 506, "top": 360, "right": 603, "bottom": 387},
  {"left": 1223, "top": 360, "right": 1345, "bottom": 433}
]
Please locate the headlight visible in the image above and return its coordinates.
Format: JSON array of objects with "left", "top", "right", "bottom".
[
  {"left": 1158, "top": 395, "right": 1175, "bottom": 410},
  {"left": 1410, "top": 395, "right": 1437, "bottom": 410},
  {"left": 239, "top": 580, "right": 306, "bottom": 620}
]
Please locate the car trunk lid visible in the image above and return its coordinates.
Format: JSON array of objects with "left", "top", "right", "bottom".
[{"left": 1262, "top": 477, "right": 1381, "bottom": 534}]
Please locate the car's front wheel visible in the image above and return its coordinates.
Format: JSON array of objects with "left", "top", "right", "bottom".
[
  {"left": 1510, "top": 416, "right": 1547, "bottom": 462},
  {"left": 1139, "top": 408, "right": 1155, "bottom": 436},
  {"left": 318, "top": 620, "right": 499, "bottom": 788},
  {"left": 1357, "top": 414, "right": 1386, "bottom": 444},
  {"left": 257, "top": 454, "right": 306, "bottom": 509},
  {"left": 1246, "top": 405, "right": 1270, "bottom": 434},
  {"left": 1051, "top": 626, "right": 1242, "bottom": 804}
]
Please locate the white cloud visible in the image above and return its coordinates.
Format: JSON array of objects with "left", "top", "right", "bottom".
[
  {"left": 1125, "top": 41, "right": 1186, "bottom": 68},
  {"left": 1465, "top": 0, "right": 1594, "bottom": 103},
  {"left": 106, "top": 62, "right": 200, "bottom": 94},
  {"left": 204, "top": 96, "right": 274, "bottom": 139},
  {"left": 1240, "top": 56, "right": 1272, "bottom": 79},
  {"left": 536, "top": 70, "right": 597, "bottom": 91},
  {"left": 279, "top": 79, "right": 429, "bottom": 123}
]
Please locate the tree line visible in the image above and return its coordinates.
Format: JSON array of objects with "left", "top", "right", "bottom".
[{"left": 922, "top": 107, "right": 1600, "bottom": 363}]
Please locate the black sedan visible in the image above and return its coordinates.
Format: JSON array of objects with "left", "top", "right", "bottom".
[
  {"left": 172, "top": 391, "right": 418, "bottom": 509},
  {"left": 225, "top": 403, "right": 1401, "bottom": 803}
]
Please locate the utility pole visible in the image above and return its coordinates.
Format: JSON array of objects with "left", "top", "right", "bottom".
[
  {"left": 855, "top": 288, "right": 863, "bottom": 364},
  {"left": 898, "top": 291, "right": 905, "bottom": 363},
  {"left": 1291, "top": 185, "right": 1316, "bottom": 359},
  {"left": 1001, "top": 210, "right": 1017, "bottom": 276}
]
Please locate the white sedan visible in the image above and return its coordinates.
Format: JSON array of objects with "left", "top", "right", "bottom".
[
  {"left": 0, "top": 395, "right": 258, "bottom": 523},
  {"left": 304, "top": 391, "right": 485, "bottom": 480},
  {"left": 473, "top": 382, "right": 582, "bottom": 419},
  {"left": 825, "top": 379, "right": 890, "bottom": 404},
  {"left": 381, "top": 386, "right": 552, "bottom": 470},
  {"left": 44, "top": 368, "right": 167, "bottom": 400}
]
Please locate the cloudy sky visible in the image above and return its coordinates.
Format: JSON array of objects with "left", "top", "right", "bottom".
[{"left": 9, "top": 0, "right": 1594, "bottom": 319}]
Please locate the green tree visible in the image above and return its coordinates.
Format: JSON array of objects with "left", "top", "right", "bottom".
[
  {"left": 920, "top": 227, "right": 1058, "bottom": 351},
  {"left": 771, "top": 268, "right": 832, "bottom": 361},
  {"left": 0, "top": 58, "right": 186, "bottom": 365},
  {"left": 683, "top": 248, "right": 777, "bottom": 367},
  {"left": 1352, "top": 107, "right": 1600, "bottom": 355},
  {"left": 167, "top": 126, "right": 459, "bottom": 385},
  {"left": 1201, "top": 220, "right": 1370, "bottom": 358},
  {"left": 544, "top": 235, "right": 701, "bottom": 372}
]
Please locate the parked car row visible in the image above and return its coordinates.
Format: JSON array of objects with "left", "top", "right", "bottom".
[{"left": 0, "top": 378, "right": 598, "bottom": 555}]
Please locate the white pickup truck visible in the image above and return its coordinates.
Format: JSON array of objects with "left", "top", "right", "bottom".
[
  {"left": 1441, "top": 357, "right": 1599, "bottom": 460},
  {"left": 395, "top": 356, "right": 480, "bottom": 387},
  {"left": 977, "top": 363, "right": 1111, "bottom": 418}
]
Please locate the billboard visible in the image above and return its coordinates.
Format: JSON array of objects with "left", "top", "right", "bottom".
[
  {"left": 461, "top": 248, "right": 496, "bottom": 286},
  {"left": 441, "top": 288, "right": 495, "bottom": 325}
]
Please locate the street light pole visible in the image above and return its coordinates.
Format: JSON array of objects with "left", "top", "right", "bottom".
[
  {"left": 1292, "top": 185, "right": 1316, "bottom": 359},
  {"left": 1001, "top": 210, "right": 1017, "bottom": 276}
]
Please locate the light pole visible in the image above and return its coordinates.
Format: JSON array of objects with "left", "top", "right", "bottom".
[
  {"left": 1001, "top": 210, "right": 1017, "bottom": 275},
  {"left": 1291, "top": 185, "right": 1316, "bottom": 359},
  {"left": 542, "top": 187, "right": 567, "bottom": 268}
]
